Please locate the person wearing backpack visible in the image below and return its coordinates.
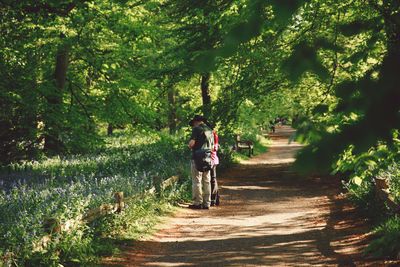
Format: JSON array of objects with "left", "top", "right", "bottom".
[
  {"left": 188, "top": 115, "right": 214, "bottom": 209},
  {"left": 204, "top": 120, "right": 220, "bottom": 206}
]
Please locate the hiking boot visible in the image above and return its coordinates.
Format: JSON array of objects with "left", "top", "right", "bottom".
[
  {"left": 188, "top": 204, "right": 202, "bottom": 209},
  {"left": 210, "top": 201, "right": 215, "bottom": 207},
  {"left": 202, "top": 204, "right": 209, "bottom": 209}
]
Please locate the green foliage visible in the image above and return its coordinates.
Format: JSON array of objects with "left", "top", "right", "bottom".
[
  {"left": 100, "top": 184, "right": 190, "bottom": 241},
  {"left": 332, "top": 144, "right": 394, "bottom": 185},
  {"left": 1, "top": 0, "right": 199, "bottom": 164},
  {"left": 2, "top": 0, "right": 400, "bottom": 262},
  {"left": 282, "top": 41, "right": 330, "bottom": 82},
  {"left": 1, "top": 0, "right": 398, "bottom": 172},
  {"left": 364, "top": 215, "right": 400, "bottom": 259},
  {"left": 22, "top": 183, "right": 190, "bottom": 266},
  {"left": 286, "top": 0, "right": 400, "bottom": 173},
  {"left": 377, "top": 162, "right": 400, "bottom": 204},
  {"left": 334, "top": 140, "right": 400, "bottom": 259},
  {"left": 0, "top": 129, "right": 192, "bottom": 265},
  {"left": 363, "top": 161, "right": 400, "bottom": 259},
  {"left": 343, "top": 177, "right": 387, "bottom": 222},
  {"left": 26, "top": 224, "right": 114, "bottom": 266}
]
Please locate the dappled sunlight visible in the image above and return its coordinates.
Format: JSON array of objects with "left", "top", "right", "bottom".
[
  {"left": 241, "top": 126, "right": 303, "bottom": 165},
  {"left": 103, "top": 175, "right": 364, "bottom": 266},
  {"left": 268, "top": 143, "right": 303, "bottom": 148},
  {"left": 222, "top": 185, "right": 273, "bottom": 190},
  {"left": 101, "top": 125, "right": 376, "bottom": 267}
]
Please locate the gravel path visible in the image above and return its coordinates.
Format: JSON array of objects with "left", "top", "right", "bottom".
[{"left": 103, "top": 126, "right": 383, "bottom": 266}]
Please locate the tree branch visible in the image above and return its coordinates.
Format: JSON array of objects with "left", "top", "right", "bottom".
[
  {"left": 321, "top": 8, "right": 341, "bottom": 102},
  {"left": 0, "top": 0, "right": 90, "bottom": 16},
  {"left": 69, "top": 83, "right": 92, "bottom": 121}
]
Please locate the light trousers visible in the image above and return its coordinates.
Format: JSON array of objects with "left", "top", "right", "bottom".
[{"left": 191, "top": 160, "right": 211, "bottom": 207}]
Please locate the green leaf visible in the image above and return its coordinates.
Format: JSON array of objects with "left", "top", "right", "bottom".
[
  {"left": 192, "top": 51, "right": 217, "bottom": 73},
  {"left": 352, "top": 176, "right": 363, "bottom": 186}
]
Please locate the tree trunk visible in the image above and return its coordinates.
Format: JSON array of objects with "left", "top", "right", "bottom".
[
  {"left": 168, "top": 86, "right": 177, "bottom": 134},
  {"left": 107, "top": 123, "right": 114, "bottom": 136},
  {"left": 201, "top": 73, "right": 211, "bottom": 116},
  {"left": 44, "top": 36, "right": 70, "bottom": 153}
]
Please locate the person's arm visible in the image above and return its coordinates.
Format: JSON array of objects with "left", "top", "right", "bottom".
[
  {"left": 188, "top": 139, "right": 195, "bottom": 149},
  {"left": 189, "top": 126, "right": 200, "bottom": 149}
]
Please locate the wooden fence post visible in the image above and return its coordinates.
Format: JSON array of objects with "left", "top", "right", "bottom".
[
  {"left": 114, "top": 192, "right": 124, "bottom": 212},
  {"left": 43, "top": 217, "right": 62, "bottom": 235},
  {"left": 152, "top": 176, "right": 162, "bottom": 194}
]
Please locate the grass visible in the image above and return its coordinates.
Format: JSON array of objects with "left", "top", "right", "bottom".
[
  {"left": 24, "top": 186, "right": 190, "bottom": 266},
  {"left": 364, "top": 215, "right": 400, "bottom": 259},
  {"left": 0, "top": 129, "right": 192, "bottom": 266}
]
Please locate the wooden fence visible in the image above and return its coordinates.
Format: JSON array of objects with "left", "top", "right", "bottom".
[{"left": 2, "top": 174, "right": 181, "bottom": 262}]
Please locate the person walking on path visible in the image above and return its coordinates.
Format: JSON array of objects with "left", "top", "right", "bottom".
[
  {"left": 188, "top": 115, "right": 214, "bottom": 209},
  {"left": 204, "top": 120, "right": 220, "bottom": 206}
]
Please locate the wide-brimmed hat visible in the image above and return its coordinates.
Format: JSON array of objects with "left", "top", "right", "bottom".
[{"left": 189, "top": 115, "right": 206, "bottom": 126}]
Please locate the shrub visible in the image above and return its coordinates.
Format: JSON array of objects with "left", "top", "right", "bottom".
[
  {"left": 377, "top": 162, "right": 400, "bottom": 203},
  {"left": 364, "top": 215, "right": 400, "bottom": 259}
]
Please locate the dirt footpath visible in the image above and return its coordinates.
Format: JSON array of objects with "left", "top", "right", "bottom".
[{"left": 104, "top": 126, "right": 384, "bottom": 266}]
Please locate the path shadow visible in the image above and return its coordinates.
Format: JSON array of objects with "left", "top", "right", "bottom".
[
  {"left": 100, "top": 126, "right": 380, "bottom": 267},
  {"left": 102, "top": 165, "right": 375, "bottom": 266}
]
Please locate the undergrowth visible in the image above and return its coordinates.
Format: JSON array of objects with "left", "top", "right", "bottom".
[
  {"left": 1, "top": 125, "right": 268, "bottom": 266},
  {"left": 0, "top": 129, "right": 192, "bottom": 266},
  {"left": 343, "top": 162, "right": 400, "bottom": 260},
  {"left": 364, "top": 215, "right": 400, "bottom": 259},
  {"left": 22, "top": 181, "right": 191, "bottom": 266}
]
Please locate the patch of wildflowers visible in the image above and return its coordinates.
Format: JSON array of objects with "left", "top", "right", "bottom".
[{"left": 0, "top": 131, "right": 190, "bottom": 260}]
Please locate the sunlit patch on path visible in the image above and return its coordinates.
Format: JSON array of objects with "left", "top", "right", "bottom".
[
  {"left": 102, "top": 126, "right": 382, "bottom": 267},
  {"left": 241, "top": 126, "right": 302, "bottom": 165}
]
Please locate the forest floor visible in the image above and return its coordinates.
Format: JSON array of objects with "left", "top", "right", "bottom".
[{"left": 102, "top": 126, "right": 387, "bottom": 266}]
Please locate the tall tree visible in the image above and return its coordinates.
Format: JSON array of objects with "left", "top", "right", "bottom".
[
  {"left": 276, "top": 0, "right": 400, "bottom": 172},
  {"left": 161, "top": 0, "right": 239, "bottom": 117},
  {"left": 43, "top": 34, "right": 71, "bottom": 152}
]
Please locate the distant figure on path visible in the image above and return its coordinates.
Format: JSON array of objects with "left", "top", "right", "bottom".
[
  {"left": 292, "top": 114, "right": 299, "bottom": 126},
  {"left": 204, "top": 120, "right": 220, "bottom": 206},
  {"left": 269, "top": 120, "right": 275, "bottom": 133},
  {"left": 188, "top": 115, "right": 214, "bottom": 209}
]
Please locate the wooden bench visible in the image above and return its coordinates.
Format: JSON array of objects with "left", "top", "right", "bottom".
[{"left": 235, "top": 135, "right": 254, "bottom": 157}]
